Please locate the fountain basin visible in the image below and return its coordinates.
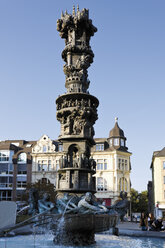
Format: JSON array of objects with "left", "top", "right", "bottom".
[
  {"left": 49, "top": 213, "right": 118, "bottom": 245},
  {"left": 50, "top": 213, "right": 118, "bottom": 233}
]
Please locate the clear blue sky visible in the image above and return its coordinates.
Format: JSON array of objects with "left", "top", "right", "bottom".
[{"left": 0, "top": 0, "right": 165, "bottom": 192}]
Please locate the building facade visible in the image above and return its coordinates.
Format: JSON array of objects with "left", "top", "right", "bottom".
[
  {"left": 31, "top": 135, "right": 60, "bottom": 185},
  {"left": 91, "top": 118, "right": 132, "bottom": 206},
  {"left": 0, "top": 140, "right": 36, "bottom": 201},
  {"left": 150, "top": 148, "right": 165, "bottom": 219},
  {"left": 30, "top": 118, "right": 131, "bottom": 206},
  {"left": 0, "top": 120, "right": 132, "bottom": 205}
]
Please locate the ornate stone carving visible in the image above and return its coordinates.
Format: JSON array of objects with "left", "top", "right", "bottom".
[
  {"left": 57, "top": 6, "right": 97, "bottom": 94},
  {"left": 56, "top": 6, "right": 98, "bottom": 194},
  {"left": 32, "top": 135, "right": 56, "bottom": 153}
]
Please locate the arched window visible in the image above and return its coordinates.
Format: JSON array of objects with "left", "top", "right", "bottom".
[
  {"left": 119, "top": 177, "right": 127, "bottom": 192},
  {"left": 17, "top": 153, "right": 27, "bottom": 164}
]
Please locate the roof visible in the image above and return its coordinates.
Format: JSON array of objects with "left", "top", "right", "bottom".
[
  {"left": 105, "top": 146, "right": 131, "bottom": 154},
  {"left": 109, "top": 119, "right": 125, "bottom": 138},
  {"left": 150, "top": 147, "right": 165, "bottom": 168},
  {"left": 154, "top": 147, "right": 165, "bottom": 157}
]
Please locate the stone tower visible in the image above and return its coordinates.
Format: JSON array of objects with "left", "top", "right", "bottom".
[{"left": 56, "top": 6, "right": 99, "bottom": 195}]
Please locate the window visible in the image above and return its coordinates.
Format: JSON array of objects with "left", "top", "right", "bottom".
[
  {"left": 42, "top": 160, "right": 48, "bottom": 171},
  {"left": 58, "top": 144, "right": 63, "bottom": 152},
  {"left": 118, "top": 159, "right": 127, "bottom": 170},
  {"left": 97, "top": 160, "right": 103, "bottom": 170},
  {"left": 43, "top": 146, "right": 47, "bottom": 152},
  {"left": 163, "top": 161, "right": 165, "bottom": 169},
  {"left": 37, "top": 160, "right": 50, "bottom": 171},
  {"left": 97, "top": 177, "right": 103, "bottom": 191},
  {"left": 38, "top": 161, "right": 41, "bottom": 171},
  {"left": 118, "top": 159, "right": 121, "bottom": 170},
  {"left": 96, "top": 144, "right": 104, "bottom": 151},
  {"left": 114, "top": 138, "right": 119, "bottom": 146},
  {"left": 17, "top": 176, "right": 27, "bottom": 188},
  {"left": 97, "top": 177, "right": 107, "bottom": 191},
  {"left": 0, "top": 176, "right": 13, "bottom": 188},
  {"left": 97, "top": 159, "right": 108, "bottom": 170},
  {"left": 121, "top": 139, "right": 125, "bottom": 146},
  {"left": 119, "top": 177, "right": 128, "bottom": 192},
  {"left": 0, "top": 151, "right": 9, "bottom": 162},
  {"left": 48, "top": 160, "right": 51, "bottom": 171},
  {"left": 104, "top": 160, "right": 107, "bottom": 170},
  {"left": 110, "top": 139, "right": 113, "bottom": 147},
  {"left": 18, "top": 153, "right": 27, "bottom": 164},
  {"left": 0, "top": 163, "right": 12, "bottom": 174},
  {"left": 121, "top": 159, "right": 124, "bottom": 170},
  {"left": 17, "top": 164, "right": 27, "bottom": 174},
  {"left": 56, "top": 160, "right": 59, "bottom": 170},
  {"left": 125, "top": 160, "right": 128, "bottom": 171},
  {"left": 0, "top": 191, "right": 12, "bottom": 201}
]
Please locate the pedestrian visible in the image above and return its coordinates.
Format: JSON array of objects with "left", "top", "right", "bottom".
[
  {"left": 139, "top": 212, "right": 148, "bottom": 231},
  {"left": 150, "top": 217, "right": 164, "bottom": 231},
  {"left": 148, "top": 213, "right": 154, "bottom": 227}
]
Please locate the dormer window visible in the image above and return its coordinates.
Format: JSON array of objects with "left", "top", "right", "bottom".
[
  {"left": 121, "top": 139, "right": 125, "bottom": 146},
  {"left": 96, "top": 144, "right": 104, "bottom": 151},
  {"left": 114, "top": 138, "right": 119, "bottom": 146}
]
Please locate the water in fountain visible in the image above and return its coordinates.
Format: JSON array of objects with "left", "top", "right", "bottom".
[
  {"left": 1, "top": 234, "right": 165, "bottom": 248},
  {"left": 53, "top": 196, "right": 75, "bottom": 244}
]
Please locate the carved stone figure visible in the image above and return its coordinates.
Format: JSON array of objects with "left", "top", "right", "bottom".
[
  {"left": 56, "top": 6, "right": 98, "bottom": 195},
  {"left": 38, "top": 193, "right": 55, "bottom": 213},
  {"left": 110, "top": 191, "right": 129, "bottom": 220},
  {"left": 78, "top": 192, "right": 108, "bottom": 214},
  {"left": 56, "top": 193, "right": 78, "bottom": 214},
  {"left": 28, "top": 188, "right": 39, "bottom": 216}
]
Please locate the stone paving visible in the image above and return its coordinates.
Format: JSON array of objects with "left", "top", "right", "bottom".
[{"left": 115, "top": 221, "right": 165, "bottom": 239}]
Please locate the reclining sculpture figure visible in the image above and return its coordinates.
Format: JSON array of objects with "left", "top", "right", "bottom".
[{"left": 78, "top": 192, "right": 108, "bottom": 214}]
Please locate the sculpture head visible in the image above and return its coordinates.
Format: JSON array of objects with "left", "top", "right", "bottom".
[{"left": 85, "top": 192, "right": 93, "bottom": 202}]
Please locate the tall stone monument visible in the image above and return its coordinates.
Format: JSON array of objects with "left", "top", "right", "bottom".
[{"left": 56, "top": 6, "right": 99, "bottom": 195}]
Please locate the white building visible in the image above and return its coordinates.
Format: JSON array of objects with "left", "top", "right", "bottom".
[
  {"left": 31, "top": 119, "right": 132, "bottom": 207},
  {"left": 91, "top": 118, "right": 132, "bottom": 206},
  {"left": 150, "top": 148, "right": 165, "bottom": 219}
]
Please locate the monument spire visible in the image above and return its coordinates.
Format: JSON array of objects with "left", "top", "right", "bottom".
[{"left": 56, "top": 6, "right": 98, "bottom": 195}]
